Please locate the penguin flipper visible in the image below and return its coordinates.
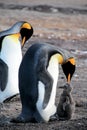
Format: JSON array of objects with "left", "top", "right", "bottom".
[
  {"left": 39, "top": 70, "right": 53, "bottom": 108},
  {"left": 36, "top": 49, "right": 53, "bottom": 109},
  {"left": 0, "top": 59, "right": 8, "bottom": 91}
]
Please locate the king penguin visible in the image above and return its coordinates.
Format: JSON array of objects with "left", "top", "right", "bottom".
[
  {"left": 0, "top": 21, "right": 33, "bottom": 102},
  {"left": 11, "top": 43, "right": 76, "bottom": 123}
]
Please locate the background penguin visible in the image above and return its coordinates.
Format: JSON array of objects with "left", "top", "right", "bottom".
[
  {"left": 0, "top": 21, "right": 33, "bottom": 102},
  {"left": 11, "top": 43, "right": 76, "bottom": 123},
  {"left": 57, "top": 83, "right": 75, "bottom": 120}
]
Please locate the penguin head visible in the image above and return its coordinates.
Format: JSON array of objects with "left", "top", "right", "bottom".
[
  {"left": 0, "top": 21, "right": 33, "bottom": 50},
  {"left": 59, "top": 83, "right": 72, "bottom": 93},
  {"left": 62, "top": 58, "right": 76, "bottom": 83},
  {"left": 20, "top": 22, "right": 33, "bottom": 47},
  {"left": 59, "top": 83, "right": 72, "bottom": 92}
]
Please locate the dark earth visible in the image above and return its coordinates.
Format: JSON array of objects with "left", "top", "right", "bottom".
[{"left": 0, "top": 0, "right": 87, "bottom": 129}]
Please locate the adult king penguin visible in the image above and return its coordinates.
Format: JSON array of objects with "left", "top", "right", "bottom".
[
  {"left": 12, "top": 43, "right": 76, "bottom": 123},
  {"left": 0, "top": 21, "right": 33, "bottom": 102}
]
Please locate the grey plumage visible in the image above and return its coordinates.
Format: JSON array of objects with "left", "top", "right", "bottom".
[{"left": 57, "top": 83, "right": 75, "bottom": 120}]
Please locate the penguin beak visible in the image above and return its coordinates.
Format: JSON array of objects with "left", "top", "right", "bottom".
[
  {"left": 59, "top": 83, "right": 70, "bottom": 89},
  {"left": 59, "top": 86, "right": 64, "bottom": 89},
  {"left": 22, "top": 36, "right": 26, "bottom": 47},
  {"left": 62, "top": 58, "right": 76, "bottom": 83},
  {"left": 67, "top": 73, "right": 71, "bottom": 83}
]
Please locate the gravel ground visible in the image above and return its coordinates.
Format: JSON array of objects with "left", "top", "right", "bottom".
[{"left": 0, "top": 0, "right": 87, "bottom": 130}]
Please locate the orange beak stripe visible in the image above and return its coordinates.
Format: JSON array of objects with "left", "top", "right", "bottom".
[
  {"left": 67, "top": 58, "right": 76, "bottom": 65},
  {"left": 67, "top": 73, "right": 71, "bottom": 83},
  {"left": 22, "top": 36, "right": 26, "bottom": 46}
]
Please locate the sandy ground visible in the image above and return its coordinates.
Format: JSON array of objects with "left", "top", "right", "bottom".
[{"left": 0, "top": 0, "right": 87, "bottom": 130}]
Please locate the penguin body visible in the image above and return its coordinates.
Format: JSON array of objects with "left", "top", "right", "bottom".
[
  {"left": 57, "top": 83, "right": 75, "bottom": 120},
  {"left": 0, "top": 35, "right": 22, "bottom": 102},
  {"left": 0, "top": 21, "right": 33, "bottom": 102},
  {"left": 11, "top": 43, "right": 76, "bottom": 123}
]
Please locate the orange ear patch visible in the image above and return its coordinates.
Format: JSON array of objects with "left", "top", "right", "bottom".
[
  {"left": 21, "top": 23, "right": 31, "bottom": 30},
  {"left": 67, "top": 58, "right": 76, "bottom": 65}
]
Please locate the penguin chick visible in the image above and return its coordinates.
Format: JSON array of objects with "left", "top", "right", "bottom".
[
  {"left": 57, "top": 83, "right": 75, "bottom": 120},
  {"left": 0, "top": 21, "right": 33, "bottom": 102}
]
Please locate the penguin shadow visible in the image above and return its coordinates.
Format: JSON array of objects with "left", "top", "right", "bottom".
[{"left": 57, "top": 83, "right": 75, "bottom": 121}]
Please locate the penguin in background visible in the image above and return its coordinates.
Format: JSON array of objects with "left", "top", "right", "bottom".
[
  {"left": 11, "top": 43, "right": 76, "bottom": 123},
  {"left": 57, "top": 83, "right": 75, "bottom": 120},
  {"left": 0, "top": 21, "right": 33, "bottom": 103}
]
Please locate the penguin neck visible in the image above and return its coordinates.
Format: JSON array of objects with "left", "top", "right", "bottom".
[{"left": 0, "top": 36, "right": 22, "bottom": 66}]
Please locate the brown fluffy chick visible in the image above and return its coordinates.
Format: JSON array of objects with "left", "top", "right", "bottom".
[{"left": 57, "top": 83, "right": 75, "bottom": 120}]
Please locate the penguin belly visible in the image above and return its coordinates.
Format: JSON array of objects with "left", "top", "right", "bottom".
[
  {"left": 36, "top": 56, "right": 59, "bottom": 122},
  {"left": 0, "top": 37, "right": 22, "bottom": 102}
]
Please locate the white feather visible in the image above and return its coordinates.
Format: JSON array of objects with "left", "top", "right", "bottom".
[
  {"left": 36, "top": 56, "right": 59, "bottom": 122},
  {"left": 0, "top": 35, "right": 22, "bottom": 102}
]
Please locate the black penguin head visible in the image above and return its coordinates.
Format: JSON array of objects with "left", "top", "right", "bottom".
[
  {"left": 0, "top": 21, "right": 33, "bottom": 50},
  {"left": 20, "top": 22, "right": 33, "bottom": 47},
  {"left": 62, "top": 58, "right": 76, "bottom": 83}
]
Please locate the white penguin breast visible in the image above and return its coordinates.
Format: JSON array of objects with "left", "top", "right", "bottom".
[
  {"left": 36, "top": 56, "right": 59, "bottom": 122},
  {"left": 0, "top": 36, "right": 22, "bottom": 66},
  {"left": 0, "top": 36, "right": 22, "bottom": 102}
]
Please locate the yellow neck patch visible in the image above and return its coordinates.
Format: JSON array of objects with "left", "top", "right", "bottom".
[
  {"left": 50, "top": 53, "right": 64, "bottom": 64},
  {"left": 8, "top": 33, "right": 20, "bottom": 43},
  {"left": 21, "top": 23, "right": 31, "bottom": 30}
]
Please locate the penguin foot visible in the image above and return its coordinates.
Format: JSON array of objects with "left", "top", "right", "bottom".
[
  {"left": 49, "top": 113, "right": 59, "bottom": 122},
  {"left": 10, "top": 116, "right": 27, "bottom": 123},
  {"left": 10, "top": 116, "right": 37, "bottom": 123}
]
